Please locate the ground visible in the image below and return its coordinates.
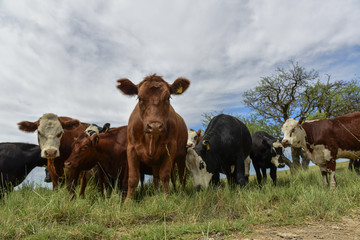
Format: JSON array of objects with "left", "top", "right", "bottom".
[{"left": 210, "top": 212, "right": 360, "bottom": 240}]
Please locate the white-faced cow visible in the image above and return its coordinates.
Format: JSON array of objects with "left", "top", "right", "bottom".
[
  {"left": 186, "top": 114, "right": 252, "bottom": 190},
  {"left": 187, "top": 129, "right": 202, "bottom": 149},
  {"left": 281, "top": 112, "right": 360, "bottom": 188},
  {"left": 0, "top": 142, "right": 47, "bottom": 198},
  {"left": 117, "top": 74, "right": 190, "bottom": 201},
  {"left": 249, "top": 131, "right": 285, "bottom": 185},
  {"left": 18, "top": 113, "right": 87, "bottom": 188}
]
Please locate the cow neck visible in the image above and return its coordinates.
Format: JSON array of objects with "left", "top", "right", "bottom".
[
  {"left": 145, "top": 134, "right": 161, "bottom": 158},
  {"left": 302, "top": 123, "right": 314, "bottom": 153}
]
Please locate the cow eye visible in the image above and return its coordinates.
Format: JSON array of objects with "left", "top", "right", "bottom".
[
  {"left": 81, "top": 145, "right": 88, "bottom": 150},
  {"left": 199, "top": 161, "right": 205, "bottom": 170},
  {"left": 194, "top": 136, "right": 198, "bottom": 140}
]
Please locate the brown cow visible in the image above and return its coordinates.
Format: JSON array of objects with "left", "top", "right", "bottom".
[
  {"left": 117, "top": 74, "right": 190, "bottom": 201},
  {"left": 281, "top": 112, "right": 360, "bottom": 188},
  {"left": 18, "top": 113, "right": 87, "bottom": 188},
  {"left": 64, "top": 126, "right": 129, "bottom": 197}
]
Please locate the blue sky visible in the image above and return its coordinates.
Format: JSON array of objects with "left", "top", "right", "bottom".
[{"left": 1, "top": 1, "right": 360, "bottom": 185}]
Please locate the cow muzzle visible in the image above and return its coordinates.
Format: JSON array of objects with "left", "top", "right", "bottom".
[
  {"left": 278, "top": 163, "right": 285, "bottom": 168},
  {"left": 281, "top": 139, "right": 290, "bottom": 147},
  {"left": 145, "top": 121, "right": 165, "bottom": 135},
  {"left": 64, "top": 161, "right": 75, "bottom": 168},
  {"left": 44, "top": 149, "right": 58, "bottom": 159}
]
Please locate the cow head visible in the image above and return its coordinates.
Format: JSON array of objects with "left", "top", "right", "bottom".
[
  {"left": 281, "top": 118, "right": 306, "bottom": 148},
  {"left": 187, "top": 129, "right": 202, "bottom": 148},
  {"left": 271, "top": 140, "right": 285, "bottom": 168},
  {"left": 64, "top": 134, "right": 99, "bottom": 170},
  {"left": 117, "top": 74, "right": 190, "bottom": 135},
  {"left": 185, "top": 141, "right": 213, "bottom": 189},
  {"left": 18, "top": 113, "right": 80, "bottom": 159}
]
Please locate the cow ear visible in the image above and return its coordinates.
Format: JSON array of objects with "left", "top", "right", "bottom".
[
  {"left": 92, "top": 135, "right": 99, "bottom": 145},
  {"left": 117, "top": 79, "right": 138, "bottom": 95},
  {"left": 170, "top": 77, "right": 190, "bottom": 95},
  {"left": 202, "top": 140, "right": 210, "bottom": 151},
  {"left": 197, "top": 129, "right": 202, "bottom": 135},
  {"left": 18, "top": 121, "right": 39, "bottom": 132},
  {"left": 101, "top": 123, "right": 110, "bottom": 133},
  {"left": 61, "top": 119, "right": 80, "bottom": 130},
  {"left": 298, "top": 116, "right": 306, "bottom": 125}
]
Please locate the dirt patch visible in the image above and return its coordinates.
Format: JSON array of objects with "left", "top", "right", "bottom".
[{"left": 212, "top": 213, "right": 360, "bottom": 240}]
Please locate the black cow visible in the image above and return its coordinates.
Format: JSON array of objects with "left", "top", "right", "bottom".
[
  {"left": 186, "top": 114, "right": 252, "bottom": 189},
  {"left": 0, "top": 142, "right": 47, "bottom": 197},
  {"left": 249, "top": 131, "right": 285, "bottom": 186}
]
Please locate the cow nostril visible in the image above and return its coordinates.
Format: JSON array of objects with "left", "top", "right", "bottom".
[
  {"left": 45, "top": 149, "right": 57, "bottom": 158},
  {"left": 64, "top": 162, "right": 72, "bottom": 168}
]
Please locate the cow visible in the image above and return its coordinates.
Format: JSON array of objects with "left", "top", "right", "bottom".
[
  {"left": 116, "top": 74, "right": 190, "bottom": 201},
  {"left": 281, "top": 112, "right": 360, "bottom": 188},
  {"left": 185, "top": 114, "right": 252, "bottom": 190},
  {"left": 64, "top": 126, "right": 129, "bottom": 197},
  {"left": 249, "top": 131, "right": 285, "bottom": 186},
  {"left": 0, "top": 142, "right": 47, "bottom": 198},
  {"left": 18, "top": 113, "right": 87, "bottom": 188},
  {"left": 187, "top": 129, "right": 202, "bottom": 148}
]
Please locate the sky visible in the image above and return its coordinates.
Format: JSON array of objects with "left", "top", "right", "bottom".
[{"left": 1, "top": 1, "right": 360, "bottom": 185}]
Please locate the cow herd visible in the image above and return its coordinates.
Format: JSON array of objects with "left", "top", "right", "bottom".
[{"left": 1, "top": 74, "right": 360, "bottom": 201}]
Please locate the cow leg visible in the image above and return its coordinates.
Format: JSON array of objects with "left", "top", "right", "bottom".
[
  {"left": 152, "top": 167, "right": 160, "bottom": 190},
  {"left": 269, "top": 166, "right": 277, "bottom": 186},
  {"left": 326, "top": 159, "right": 337, "bottom": 189},
  {"left": 210, "top": 172, "right": 220, "bottom": 186},
  {"left": 354, "top": 159, "right": 360, "bottom": 175},
  {"left": 66, "top": 168, "right": 80, "bottom": 198},
  {"left": 244, "top": 156, "right": 251, "bottom": 183},
  {"left": 234, "top": 155, "right": 246, "bottom": 187},
  {"left": 254, "top": 166, "right": 262, "bottom": 185},
  {"left": 170, "top": 164, "right": 177, "bottom": 192},
  {"left": 319, "top": 165, "right": 329, "bottom": 186},
  {"left": 175, "top": 155, "right": 187, "bottom": 190},
  {"left": 125, "top": 147, "right": 140, "bottom": 201},
  {"left": 261, "top": 167, "right": 267, "bottom": 181},
  {"left": 159, "top": 159, "right": 172, "bottom": 195},
  {"left": 79, "top": 171, "right": 89, "bottom": 197}
]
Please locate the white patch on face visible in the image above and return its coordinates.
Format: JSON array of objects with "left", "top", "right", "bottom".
[
  {"left": 271, "top": 141, "right": 284, "bottom": 167},
  {"left": 187, "top": 129, "right": 198, "bottom": 148},
  {"left": 38, "top": 114, "right": 63, "bottom": 158},
  {"left": 85, "top": 124, "right": 100, "bottom": 136},
  {"left": 185, "top": 148, "right": 213, "bottom": 188},
  {"left": 281, "top": 119, "right": 306, "bottom": 148}
]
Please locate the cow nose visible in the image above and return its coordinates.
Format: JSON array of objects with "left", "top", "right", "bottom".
[
  {"left": 64, "top": 161, "right": 72, "bottom": 168},
  {"left": 281, "top": 139, "right": 289, "bottom": 146},
  {"left": 278, "top": 163, "right": 285, "bottom": 168},
  {"left": 146, "top": 121, "right": 164, "bottom": 134},
  {"left": 45, "top": 149, "right": 57, "bottom": 158},
  {"left": 187, "top": 143, "right": 193, "bottom": 148}
]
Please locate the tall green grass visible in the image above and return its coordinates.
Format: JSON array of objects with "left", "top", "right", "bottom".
[{"left": 1, "top": 162, "right": 359, "bottom": 239}]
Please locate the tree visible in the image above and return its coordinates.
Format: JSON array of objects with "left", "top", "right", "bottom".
[
  {"left": 305, "top": 76, "right": 360, "bottom": 119},
  {"left": 242, "top": 61, "right": 319, "bottom": 170}
]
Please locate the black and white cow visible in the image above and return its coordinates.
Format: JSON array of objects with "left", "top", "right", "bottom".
[
  {"left": 0, "top": 142, "right": 47, "bottom": 197},
  {"left": 249, "top": 131, "right": 285, "bottom": 185},
  {"left": 186, "top": 114, "right": 252, "bottom": 189}
]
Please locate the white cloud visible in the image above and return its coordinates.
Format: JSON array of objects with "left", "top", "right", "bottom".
[{"left": 0, "top": 0, "right": 359, "bottom": 145}]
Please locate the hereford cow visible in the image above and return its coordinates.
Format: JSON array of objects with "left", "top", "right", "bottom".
[
  {"left": 117, "top": 74, "right": 190, "bottom": 201},
  {"left": 250, "top": 131, "right": 285, "bottom": 185},
  {"left": 18, "top": 113, "right": 87, "bottom": 188},
  {"left": 186, "top": 114, "right": 252, "bottom": 189},
  {"left": 187, "top": 129, "right": 202, "bottom": 148},
  {"left": 0, "top": 142, "right": 47, "bottom": 198},
  {"left": 281, "top": 112, "right": 360, "bottom": 188}
]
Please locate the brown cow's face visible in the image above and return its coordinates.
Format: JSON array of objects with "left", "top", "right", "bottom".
[
  {"left": 117, "top": 74, "right": 190, "bottom": 135},
  {"left": 64, "top": 135, "right": 98, "bottom": 170},
  {"left": 18, "top": 113, "right": 80, "bottom": 159}
]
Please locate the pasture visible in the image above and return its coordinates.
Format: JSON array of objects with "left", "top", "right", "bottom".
[{"left": 1, "top": 161, "right": 360, "bottom": 239}]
